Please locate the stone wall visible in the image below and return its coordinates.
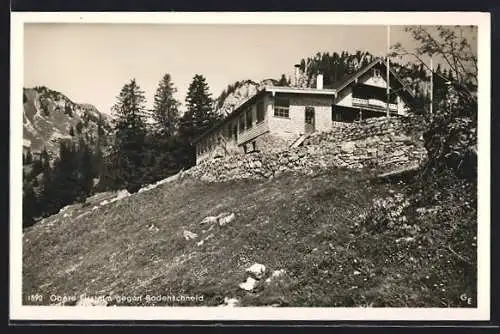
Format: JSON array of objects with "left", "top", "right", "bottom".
[{"left": 183, "top": 116, "right": 428, "bottom": 183}]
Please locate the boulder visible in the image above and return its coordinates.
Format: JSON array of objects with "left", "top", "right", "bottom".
[
  {"left": 183, "top": 230, "right": 198, "bottom": 240},
  {"left": 239, "top": 277, "right": 258, "bottom": 291},
  {"left": 246, "top": 263, "right": 266, "bottom": 279},
  {"left": 218, "top": 213, "right": 236, "bottom": 226},
  {"left": 341, "top": 141, "right": 356, "bottom": 153}
]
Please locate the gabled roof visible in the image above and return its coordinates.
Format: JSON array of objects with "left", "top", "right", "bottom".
[
  {"left": 193, "top": 57, "right": 416, "bottom": 145},
  {"left": 192, "top": 86, "right": 339, "bottom": 144},
  {"left": 331, "top": 57, "right": 416, "bottom": 99}
]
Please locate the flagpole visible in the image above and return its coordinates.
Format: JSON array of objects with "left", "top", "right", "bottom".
[
  {"left": 386, "top": 25, "right": 390, "bottom": 117},
  {"left": 430, "top": 57, "right": 433, "bottom": 114}
]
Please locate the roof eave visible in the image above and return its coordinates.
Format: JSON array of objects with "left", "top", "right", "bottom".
[{"left": 191, "top": 89, "right": 267, "bottom": 145}]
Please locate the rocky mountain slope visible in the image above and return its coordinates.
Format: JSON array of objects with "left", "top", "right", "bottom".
[
  {"left": 214, "top": 79, "right": 278, "bottom": 116},
  {"left": 23, "top": 86, "right": 113, "bottom": 158}
]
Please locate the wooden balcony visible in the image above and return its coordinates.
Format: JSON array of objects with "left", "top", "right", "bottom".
[
  {"left": 352, "top": 97, "right": 397, "bottom": 112},
  {"left": 237, "top": 121, "right": 269, "bottom": 145}
]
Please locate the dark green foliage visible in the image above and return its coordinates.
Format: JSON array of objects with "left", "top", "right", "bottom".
[
  {"left": 22, "top": 140, "right": 102, "bottom": 226},
  {"left": 351, "top": 26, "right": 478, "bottom": 306},
  {"left": 297, "top": 50, "right": 374, "bottom": 88},
  {"left": 392, "top": 26, "right": 477, "bottom": 178},
  {"left": 277, "top": 74, "right": 289, "bottom": 86},
  {"left": 178, "top": 74, "right": 221, "bottom": 167},
  {"left": 108, "top": 78, "right": 148, "bottom": 193},
  {"left": 151, "top": 73, "right": 180, "bottom": 138},
  {"left": 79, "top": 140, "right": 95, "bottom": 200}
]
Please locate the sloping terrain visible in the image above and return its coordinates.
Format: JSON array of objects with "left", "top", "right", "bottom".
[
  {"left": 23, "top": 86, "right": 112, "bottom": 158},
  {"left": 22, "top": 166, "right": 476, "bottom": 307},
  {"left": 214, "top": 79, "right": 279, "bottom": 116}
]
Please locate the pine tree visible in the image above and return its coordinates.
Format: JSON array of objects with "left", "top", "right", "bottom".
[
  {"left": 178, "top": 74, "right": 219, "bottom": 167},
  {"left": 53, "top": 141, "right": 78, "bottom": 208},
  {"left": 151, "top": 73, "right": 181, "bottom": 138},
  {"left": 79, "top": 140, "right": 94, "bottom": 200},
  {"left": 111, "top": 78, "right": 148, "bottom": 193},
  {"left": 180, "top": 74, "right": 217, "bottom": 142},
  {"left": 277, "top": 74, "right": 289, "bottom": 86}
]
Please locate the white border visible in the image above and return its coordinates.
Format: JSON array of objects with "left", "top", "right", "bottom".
[{"left": 10, "top": 12, "right": 491, "bottom": 321}]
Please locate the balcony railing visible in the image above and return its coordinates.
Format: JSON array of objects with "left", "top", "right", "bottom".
[
  {"left": 237, "top": 121, "right": 269, "bottom": 145},
  {"left": 352, "top": 97, "right": 397, "bottom": 112}
]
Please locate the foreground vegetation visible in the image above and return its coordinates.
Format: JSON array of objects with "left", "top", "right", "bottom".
[{"left": 23, "top": 165, "right": 476, "bottom": 307}]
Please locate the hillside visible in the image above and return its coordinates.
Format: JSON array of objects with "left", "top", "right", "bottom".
[
  {"left": 22, "top": 164, "right": 476, "bottom": 307},
  {"left": 214, "top": 79, "right": 278, "bottom": 116},
  {"left": 23, "top": 86, "right": 112, "bottom": 158}
]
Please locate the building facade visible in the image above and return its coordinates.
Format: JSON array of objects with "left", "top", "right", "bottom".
[{"left": 194, "top": 58, "right": 416, "bottom": 165}]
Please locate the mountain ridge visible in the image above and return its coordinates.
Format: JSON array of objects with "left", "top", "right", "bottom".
[{"left": 23, "top": 86, "right": 112, "bottom": 159}]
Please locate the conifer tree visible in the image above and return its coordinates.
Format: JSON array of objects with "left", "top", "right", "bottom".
[
  {"left": 277, "top": 74, "right": 289, "bottom": 86},
  {"left": 184, "top": 74, "right": 219, "bottom": 137},
  {"left": 110, "top": 78, "right": 148, "bottom": 193},
  {"left": 178, "top": 74, "right": 219, "bottom": 167},
  {"left": 151, "top": 73, "right": 180, "bottom": 138},
  {"left": 79, "top": 140, "right": 95, "bottom": 200}
]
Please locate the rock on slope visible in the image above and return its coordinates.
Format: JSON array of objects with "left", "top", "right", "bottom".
[{"left": 23, "top": 86, "right": 112, "bottom": 158}]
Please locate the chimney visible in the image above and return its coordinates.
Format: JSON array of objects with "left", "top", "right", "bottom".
[
  {"left": 316, "top": 73, "right": 324, "bottom": 90},
  {"left": 294, "top": 64, "right": 301, "bottom": 87}
]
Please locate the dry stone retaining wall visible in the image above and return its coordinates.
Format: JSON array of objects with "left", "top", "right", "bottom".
[{"left": 183, "top": 116, "right": 428, "bottom": 183}]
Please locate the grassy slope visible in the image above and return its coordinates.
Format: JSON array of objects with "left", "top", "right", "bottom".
[{"left": 22, "top": 167, "right": 475, "bottom": 307}]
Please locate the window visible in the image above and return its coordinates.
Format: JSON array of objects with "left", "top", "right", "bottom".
[
  {"left": 226, "top": 123, "right": 232, "bottom": 139},
  {"left": 374, "top": 69, "right": 381, "bottom": 78},
  {"left": 239, "top": 114, "right": 245, "bottom": 133},
  {"left": 246, "top": 109, "right": 253, "bottom": 129},
  {"left": 274, "top": 98, "right": 290, "bottom": 118},
  {"left": 332, "top": 108, "right": 342, "bottom": 121},
  {"left": 256, "top": 101, "right": 265, "bottom": 123}
]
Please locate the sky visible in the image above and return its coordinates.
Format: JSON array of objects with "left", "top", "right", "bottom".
[{"left": 23, "top": 24, "right": 477, "bottom": 115}]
